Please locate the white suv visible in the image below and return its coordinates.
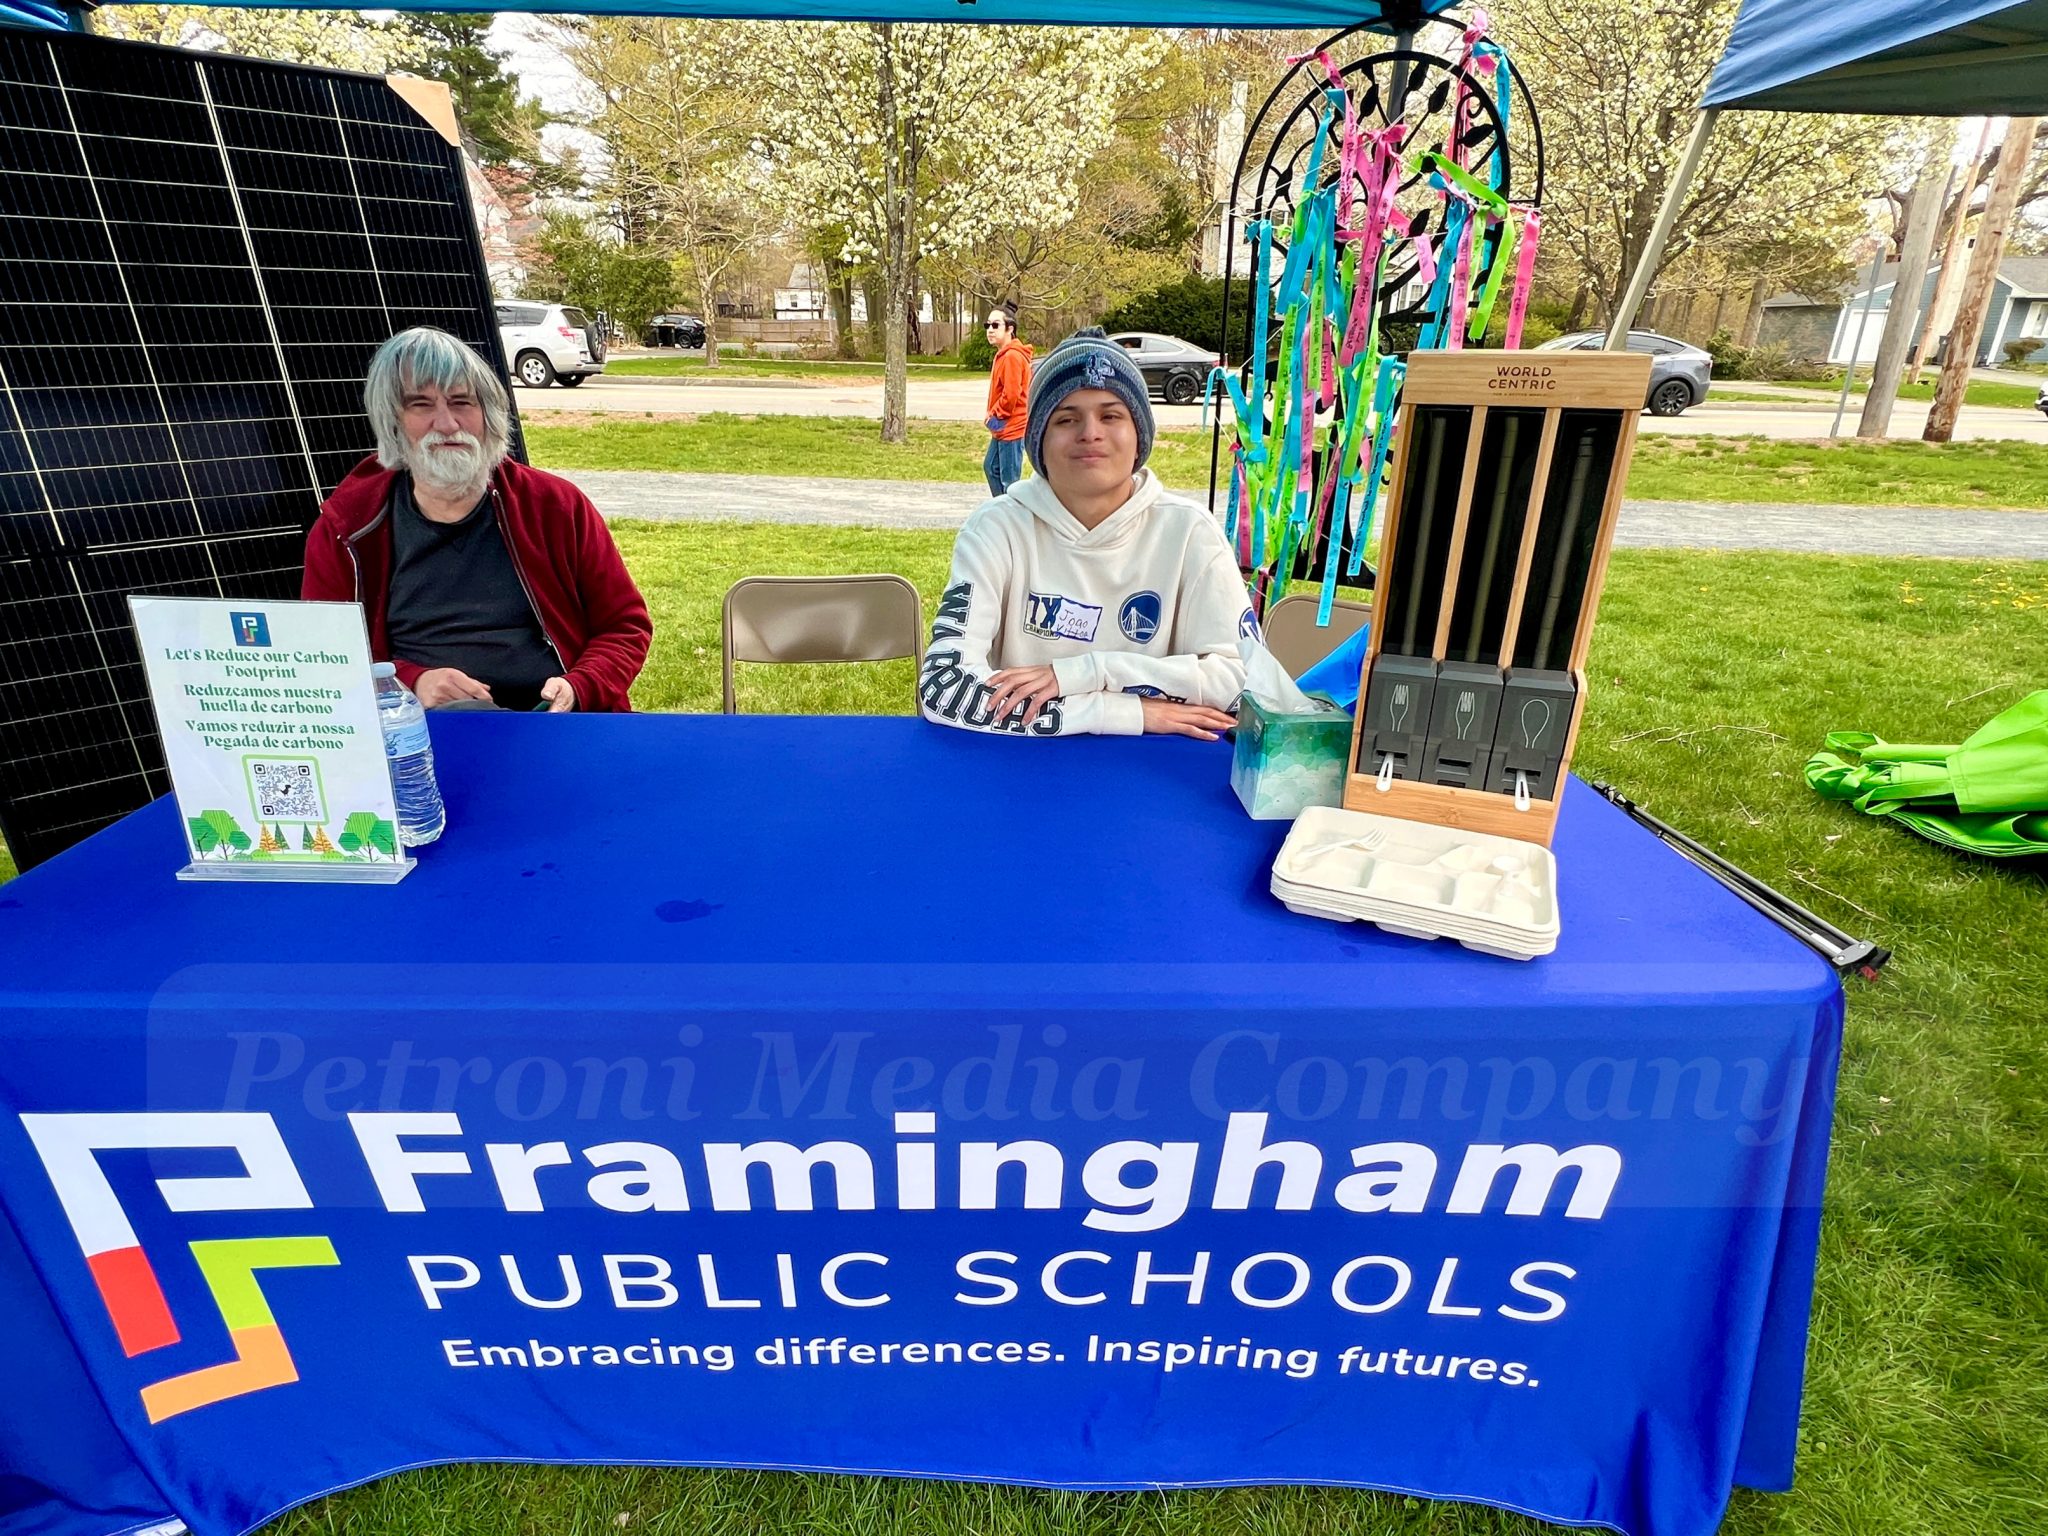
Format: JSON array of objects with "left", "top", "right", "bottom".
[{"left": 496, "top": 300, "right": 606, "bottom": 388}]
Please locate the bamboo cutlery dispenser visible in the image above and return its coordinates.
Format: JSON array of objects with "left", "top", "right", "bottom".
[{"left": 1347, "top": 350, "right": 1653, "bottom": 845}]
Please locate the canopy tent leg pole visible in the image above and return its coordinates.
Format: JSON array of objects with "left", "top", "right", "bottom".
[
  {"left": 1831, "top": 246, "right": 1885, "bottom": 437},
  {"left": 1605, "top": 108, "right": 1720, "bottom": 349}
]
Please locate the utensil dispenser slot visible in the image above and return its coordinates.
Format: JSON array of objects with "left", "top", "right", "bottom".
[
  {"left": 1384, "top": 406, "right": 1471, "bottom": 656},
  {"left": 1514, "top": 410, "right": 1622, "bottom": 673}
]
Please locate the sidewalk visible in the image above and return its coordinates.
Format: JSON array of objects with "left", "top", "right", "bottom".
[{"left": 557, "top": 470, "right": 2048, "bottom": 560}]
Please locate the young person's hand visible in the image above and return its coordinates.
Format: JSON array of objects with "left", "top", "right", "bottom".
[
  {"left": 986, "top": 665, "right": 1061, "bottom": 726},
  {"left": 414, "top": 667, "right": 492, "bottom": 707},
  {"left": 1140, "top": 698, "right": 1237, "bottom": 740}
]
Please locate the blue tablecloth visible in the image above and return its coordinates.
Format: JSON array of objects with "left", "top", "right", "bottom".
[{"left": 0, "top": 715, "right": 1841, "bottom": 1536}]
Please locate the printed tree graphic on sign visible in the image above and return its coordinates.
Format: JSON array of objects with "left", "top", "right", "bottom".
[
  {"left": 256, "top": 825, "right": 281, "bottom": 855},
  {"left": 309, "top": 825, "right": 337, "bottom": 857},
  {"left": 187, "top": 810, "right": 253, "bottom": 860},
  {"left": 299, "top": 825, "right": 315, "bottom": 852},
  {"left": 336, "top": 811, "right": 398, "bottom": 861}
]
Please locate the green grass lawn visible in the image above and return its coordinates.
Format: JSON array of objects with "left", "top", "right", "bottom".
[
  {"left": 524, "top": 415, "right": 2048, "bottom": 510},
  {"left": 5, "top": 527, "right": 2044, "bottom": 1534},
  {"left": 605, "top": 355, "right": 984, "bottom": 382},
  {"left": 523, "top": 415, "right": 1222, "bottom": 488},
  {"left": 1627, "top": 435, "right": 2048, "bottom": 509},
  {"left": 1709, "top": 380, "right": 2043, "bottom": 411}
]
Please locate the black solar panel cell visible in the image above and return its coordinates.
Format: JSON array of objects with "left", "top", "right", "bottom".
[{"left": 0, "top": 31, "right": 514, "bottom": 869}]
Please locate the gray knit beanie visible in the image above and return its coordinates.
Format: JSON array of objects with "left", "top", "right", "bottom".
[{"left": 1024, "top": 327, "right": 1155, "bottom": 477}]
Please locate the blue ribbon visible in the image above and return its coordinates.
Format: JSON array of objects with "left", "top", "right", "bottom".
[{"left": 1346, "top": 356, "right": 1407, "bottom": 578}]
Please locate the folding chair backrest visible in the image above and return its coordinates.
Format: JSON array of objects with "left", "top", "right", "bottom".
[
  {"left": 1261, "top": 593, "right": 1374, "bottom": 678},
  {"left": 721, "top": 574, "right": 924, "bottom": 713}
]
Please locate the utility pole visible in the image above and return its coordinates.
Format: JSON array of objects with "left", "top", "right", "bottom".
[
  {"left": 1925, "top": 118, "right": 2036, "bottom": 443},
  {"left": 1857, "top": 161, "right": 1946, "bottom": 439},
  {"left": 1910, "top": 118, "right": 1994, "bottom": 386}
]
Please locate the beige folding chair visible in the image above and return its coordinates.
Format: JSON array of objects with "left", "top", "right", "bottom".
[
  {"left": 1261, "top": 593, "right": 1373, "bottom": 678},
  {"left": 721, "top": 574, "right": 924, "bottom": 713}
]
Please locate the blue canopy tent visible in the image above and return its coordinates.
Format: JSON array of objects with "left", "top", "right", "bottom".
[
  {"left": 1607, "top": 0, "right": 2048, "bottom": 345},
  {"left": 29, "top": 0, "right": 1457, "bottom": 26}
]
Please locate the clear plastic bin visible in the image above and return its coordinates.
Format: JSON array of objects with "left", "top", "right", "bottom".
[{"left": 1231, "top": 691, "right": 1353, "bottom": 820}]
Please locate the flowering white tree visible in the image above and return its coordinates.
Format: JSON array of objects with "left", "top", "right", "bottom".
[
  {"left": 547, "top": 18, "right": 778, "bottom": 368},
  {"left": 735, "top": 21, "right": 1168, "bottom": 441},
  {"left": 95, "top": 6, "right": 408, "bottom": 72},
  {"left": 1496, "top": 0, "right": 1886, "bottom": 327}
]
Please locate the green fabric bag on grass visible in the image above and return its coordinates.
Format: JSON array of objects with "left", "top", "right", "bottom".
[{"left": 1806, "top": 690, "right": 2048, "bottom": 857}]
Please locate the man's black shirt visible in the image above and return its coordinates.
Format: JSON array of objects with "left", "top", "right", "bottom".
[{"left": 385, "top": 475, "right": 558, "bottom": 709}]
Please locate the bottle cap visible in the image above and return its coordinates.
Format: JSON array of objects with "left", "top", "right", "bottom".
[{"left": 370, "top": 662, "right": 396, "bottom": 679}]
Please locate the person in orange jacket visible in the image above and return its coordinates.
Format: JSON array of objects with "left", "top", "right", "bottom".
[{"left": 982, "top": 303, "right": 1033, "bottom": 496}]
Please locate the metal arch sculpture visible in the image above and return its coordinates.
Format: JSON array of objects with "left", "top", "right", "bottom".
[
  {"left": 1243, "top": 46, "right": 1542, "bottom": 322},
  {"left": 1208, "top": 12, "right": 1546, "bottom": 625}
]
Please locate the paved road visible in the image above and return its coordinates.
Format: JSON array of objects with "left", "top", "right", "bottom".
[
  {"left": 520, "top": 372, "right": 2048, "bottom": 443},
  {"left": 558, "top": 470, "right": 2048, "bottom": 559}
]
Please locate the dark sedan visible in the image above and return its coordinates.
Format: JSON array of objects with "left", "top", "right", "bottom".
[
  {"left": 643, "top": 312, "right": 707, "bottom": 349},
  {"left": 1109, "top": 331, "right": 1219, "bottom": 405}
]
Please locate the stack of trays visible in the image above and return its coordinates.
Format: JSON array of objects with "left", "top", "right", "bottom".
[{"left": 1271, "top": 805, "right": 1560, "bottom": 960}]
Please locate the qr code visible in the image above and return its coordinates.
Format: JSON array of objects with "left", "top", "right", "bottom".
[{"left": 248, "top": 759, "right": 324, "bottom": 822}]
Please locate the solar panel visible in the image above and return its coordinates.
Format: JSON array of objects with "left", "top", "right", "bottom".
[{"left": 0, "top": 27, "right": 517, "bottom": 868}]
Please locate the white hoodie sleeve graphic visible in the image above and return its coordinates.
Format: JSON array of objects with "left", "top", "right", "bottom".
[
  {"left": 919, "top": 518, "right": 1141, "bottom": 736},
  {"left": 1045, "top": 529, "right": 1248, "bottom": 709}
]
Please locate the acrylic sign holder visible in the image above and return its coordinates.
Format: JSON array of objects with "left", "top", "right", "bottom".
[{"left": 1345, "top": 350, "right": 1653, "bottom": 845}]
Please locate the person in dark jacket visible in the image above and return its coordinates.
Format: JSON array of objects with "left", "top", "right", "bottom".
[{"left": 303, "top": 327, "right": 651, "bottom": 712}]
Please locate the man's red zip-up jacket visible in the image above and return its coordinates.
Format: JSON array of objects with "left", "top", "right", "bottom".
[{"left": 301, "top": 455, "right": 652, "bottom": 712}]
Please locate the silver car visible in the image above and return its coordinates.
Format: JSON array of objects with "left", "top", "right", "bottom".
[
  {"left": 496, "top": 299, "right": 607, "bottom": 388},
  {"left": 1534, "top": 330, "right": 1713, "bottom": 416}
]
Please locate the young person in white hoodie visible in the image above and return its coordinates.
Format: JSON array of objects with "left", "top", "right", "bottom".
[{"left": 921, "top": 328, "right": 1253, "bottom": 739}]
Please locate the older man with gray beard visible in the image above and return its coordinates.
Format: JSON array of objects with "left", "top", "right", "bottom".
[{"left": 302, "top": 327, "right": 651, "bottom": 711}]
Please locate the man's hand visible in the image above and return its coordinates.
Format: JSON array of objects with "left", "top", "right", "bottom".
[
  {"left": 986, "top": 414, "right": 1005, "bottom": 433},
  {"left": 414, "top": 667, "right": 492, "bottom": 708},
  {"left": 986, "top": 665, "right": 1060, "bottom": 726},
  {"left": 540, "top": 676, "right": 577, "bottom": 713},
  {"left": 1140, "top": 697, "right": 1237, "bottom": 740}
]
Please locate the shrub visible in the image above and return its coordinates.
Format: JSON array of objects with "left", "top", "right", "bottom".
[
  {"left": 960, "top": 331, "right": 995, "bottom": 371},
  {"left": 1705, "top": 331, "right": 1798, "bottom": 382},
  {"left": 1099, "top": 275, "right": 1247, "bottom": 357},
  {"left": 2004, "top": 338, "right": 2043, "bottom": 366}
]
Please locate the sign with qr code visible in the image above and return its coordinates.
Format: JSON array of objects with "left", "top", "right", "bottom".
[
  {"left": 129, "top": 597, "right": 409, "bottom": 884},
  {"left": 246, "top": 758, "right": 327, "bottom": 824}
]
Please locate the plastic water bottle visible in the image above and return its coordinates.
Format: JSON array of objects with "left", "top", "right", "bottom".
[{"left": 371, "top": 663, "right": 445, "bottom": 846}]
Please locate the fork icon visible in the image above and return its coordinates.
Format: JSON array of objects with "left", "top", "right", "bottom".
[{"left": 1388, "top": 683, "right": 1411, "bottom": 732}]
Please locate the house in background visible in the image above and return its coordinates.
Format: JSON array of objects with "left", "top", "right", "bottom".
[{"left": 1759, "top": 254, "right": 2048, "bottom": 366}]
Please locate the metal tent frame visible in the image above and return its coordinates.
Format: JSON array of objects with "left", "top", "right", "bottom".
[{"left": 1605, "top": 0, "right": 2048, "bottom": 348}]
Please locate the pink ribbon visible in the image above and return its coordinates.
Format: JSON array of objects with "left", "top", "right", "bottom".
[
  {"left": 1503, "top": 207, "right": 1543, "bottom": 349},
  {"left": 1445, "top": 10, "right": 1492, "bottom": 172},
  {"left": 1413, "top": 229, "right": 1439, "bottom": 290},
  {"left": 1233, "top": 448, "right": 1253, "bottom": 564},
  {"left": 1446, "top": 217, "right": 1474, "bottom": 351}
]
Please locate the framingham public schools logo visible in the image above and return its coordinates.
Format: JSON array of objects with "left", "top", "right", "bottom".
[
  {"left": 229, "top": 611, "right": 271, "bottom": 647},
  {"left": 21, "top": 1113, "right": 336, "bottom": 1423},
  {"left": 19, "top": 1107, "right": 1628, "bottom": 1421}
]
